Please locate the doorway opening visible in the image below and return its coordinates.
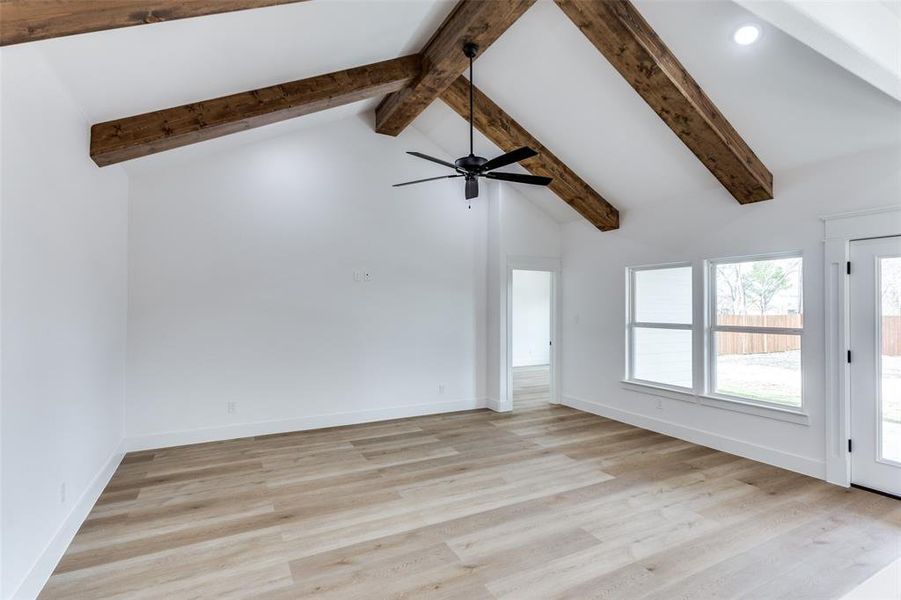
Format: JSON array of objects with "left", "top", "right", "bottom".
[{"left": 511, "top": 269, "right": 553, "bottom": 412}]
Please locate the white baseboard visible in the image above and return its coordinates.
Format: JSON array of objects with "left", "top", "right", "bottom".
[
  {"left": 125, "top": 398, "right": 489, "bottom": 452},
  {"left": 485, "top": 397, "right": 502, "bottom": 412},
  {"left": 562, "top": 395, "right": 825, "bottom": 479},
  {"left": 10, "top": 441, "right": 125, "bottom": 600},
  {"left": 12, "top": 398, "right": 489, "bottom": 598}
]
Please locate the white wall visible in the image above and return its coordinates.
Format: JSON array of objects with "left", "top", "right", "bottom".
[
  {"left": 0, "top": 46, "right": 128, "bottom": 600},
  {"left": 125, "top": 114, "right": 488, "bottom": 448},
  {"left": 561, "top": 143, "right": 901, "bottom": 478},
  {"left": 512, "top": 270, "right": 551, "bottom": 367}
]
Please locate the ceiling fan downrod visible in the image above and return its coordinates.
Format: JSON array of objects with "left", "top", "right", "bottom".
[{"left": 464, "top": 42, "right": 478, "bottom": 158}]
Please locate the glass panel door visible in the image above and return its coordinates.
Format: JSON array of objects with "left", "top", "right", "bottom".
[
  {"left": 879, "top": 256, "right": 901, "bottom": 464},
  {"left": 850, "top": 236, "right": 901, "bottom": 496}
]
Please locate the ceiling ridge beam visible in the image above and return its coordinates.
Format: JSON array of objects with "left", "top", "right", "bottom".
[
  {"left": 555, "top": 0, "right": 773, "bottom": 204},
  {"left": 440, "top": 76, "right": 619, "bottom": 231},
  {"left": 1, "top": 0, "right": 309, "bottom": 46},
  {"left": 90, "top": 54, "right": 422, "bottom": 166},
  {"left": 375, "top": 0, "right": 536, "bottom": 137}
]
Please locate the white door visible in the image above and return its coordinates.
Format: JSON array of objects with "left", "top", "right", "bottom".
[{"left": 850, "top": 236, "right": 901, "bottom": 496}]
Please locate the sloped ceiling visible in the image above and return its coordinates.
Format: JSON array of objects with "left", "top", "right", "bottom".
[
  {"left": 12, "top": 0, "right": 901, "bottom": 224},
  {"left": 28, "top": 0, "right": 455, "bottom": 122},
  {"left": 736, "top": 0, "right": 901, "bottom": 101},
  {"left": 423, "top": 0, "right": 900, "bottom": 222}
]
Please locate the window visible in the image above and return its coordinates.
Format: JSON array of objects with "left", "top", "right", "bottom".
[
  {"left": 627, "top": 264, "right": 693, "bottom": 389},
  {"left": 878, "top": 256, "right": 900, "bottom": 463},
  {"left": 708, "top": 254, "right": 803, "bottom": 409}
]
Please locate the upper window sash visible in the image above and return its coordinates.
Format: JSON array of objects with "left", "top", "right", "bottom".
[
  {"left": 707, "top": 252, "right": 804, "bottom": 330},
  {"left": 628, "top": 262, "right": 693, "bottom": 326}
]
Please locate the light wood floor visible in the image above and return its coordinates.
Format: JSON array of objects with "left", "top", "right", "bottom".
[
  {"left": 512, "top": 365, "right": 550, "bottom": 411},
  {"left": 42, "top": 405, "right": 900, "bottom": 599}
]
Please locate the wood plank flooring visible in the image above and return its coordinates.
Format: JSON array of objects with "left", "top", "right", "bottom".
[
  {"left": 512, "top": 365, "right": 550, "bottom": 411},
  {"left": 42, "top": 402, "right": 900, "bottom": 598}
]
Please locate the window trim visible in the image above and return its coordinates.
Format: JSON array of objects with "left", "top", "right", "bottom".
[
  {"left": 619, "top": 380, "right": 811, "bottom": 425},
  {"left": 705, "top": 251, "right": 805, "bottom": 413},
  {"left": 626, "top": 262, "right": 693, "bottom": 391}
]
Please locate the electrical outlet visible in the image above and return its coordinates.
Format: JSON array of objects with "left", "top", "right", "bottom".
[
  {"left": 438, "top": 384, "right": 446, "bottom": 395},
  {"left": 362, "top": 272, "right": 372, "bottom": 282},
  {"left": 656, "top": 399, "right": 663, "bottom": 411},
  {"left": 60, "top": 482, "right": 67, "bottom": 504},
  {"left": 227, "top": 401, "right": 237, "bottom": 415}
]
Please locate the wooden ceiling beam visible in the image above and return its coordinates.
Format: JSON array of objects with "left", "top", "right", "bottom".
[
  {"left": 555, "top": 0, "right": 773, "bottom": 204},
  {"left": 0, "top": 0, "right": 309, "bottom": 46},
  {"left": 375, "top": 0, "right": 535, "bottom": 137},
  {"left": 441, "top": 76, "right": 619, "bottom": 231},
  {"left": 90, "top": 55, "right": 421, "bottom": 167}
]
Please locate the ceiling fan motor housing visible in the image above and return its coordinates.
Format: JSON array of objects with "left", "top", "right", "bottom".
[{"left": 455, "top": 154, "right": 487, "bottom": 171}]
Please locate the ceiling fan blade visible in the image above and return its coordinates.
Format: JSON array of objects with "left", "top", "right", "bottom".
[
  {"left": 485, "top": 172, "right": 552, "bottom": 186},
  {"left": 480, "top": 147, "right": 538, "bottom": 172},
  {"left": 465, "top": 177, "right": 479, "bottom": 200},
  {"left": 407, "top": 151, "right": 457, "bottom": 170},
  {"left": 393, "top": 174, "right": 463, "bottom": 187}
]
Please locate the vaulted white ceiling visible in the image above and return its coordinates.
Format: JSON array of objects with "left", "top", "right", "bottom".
[
  {"left": 736, "top": 0, "right": 901, "bottom": 101},
  {"left": 9, "top": 0, "right": 901, "bottom": 224},
  {"left": 29, "top": 0, "right": 455, "bottom": 121}
]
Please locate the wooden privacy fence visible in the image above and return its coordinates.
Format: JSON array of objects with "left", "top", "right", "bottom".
[
  {"left": 717, "top": 315, "right": 901, "bottom": 356},
  {"left": 885, "top": 316, "right": 901, "bottom": 356},
  {"left": 717, "top": 314, "right": 800, "bottom": 355}
]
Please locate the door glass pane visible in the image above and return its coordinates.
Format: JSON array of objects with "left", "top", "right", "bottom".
[
  {"left": 634, "top": 267, "right": 692, "bottom": 324},
  {"left": 880, "top": 256, "right": 901, "bottom": 463},
  {"left": 633, "top": 327, "right": 692, "bottom": 388},
  {"left": 715, "top": 257, "right": 803, "bottom": 328},
  {"left": 714, "top": 332, "right": 801, "bottom": 407}
]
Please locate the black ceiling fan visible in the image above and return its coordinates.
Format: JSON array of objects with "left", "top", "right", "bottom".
[{"left": 393, "top": 42, "right": 552, "bottom": 204}]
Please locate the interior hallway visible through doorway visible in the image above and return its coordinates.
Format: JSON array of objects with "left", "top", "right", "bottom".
[{"left": 512, "top": 365, "right": 550, "bottom": 411}]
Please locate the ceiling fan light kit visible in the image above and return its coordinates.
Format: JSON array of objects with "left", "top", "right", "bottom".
[{"left": 393, "top": 42, "right": 552, "bottom": 207}]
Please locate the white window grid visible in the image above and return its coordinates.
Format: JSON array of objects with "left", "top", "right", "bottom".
[
  {"left": 705, "top": 251, "right": 804, "bottom": 411},
  {"left": 626, "top": 262, "right": 693, "bottom": 391}
]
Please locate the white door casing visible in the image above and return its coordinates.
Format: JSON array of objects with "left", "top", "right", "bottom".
[
  {"left": 504, "top": 256, "right": 561, "bottom": 411},
  {"left": 823, "top": 206, "right": 901, "bottom": 488}
]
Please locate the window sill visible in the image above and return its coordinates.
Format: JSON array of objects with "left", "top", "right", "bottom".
[
  {"left": 620, "top": 380, "right": 810, "bottom": 426},
  {"left": 699, "top": 394, "right": 809, "bottom": 425},
  {"left": 621, "top": 380, "right": 696, "bottom": 404}
]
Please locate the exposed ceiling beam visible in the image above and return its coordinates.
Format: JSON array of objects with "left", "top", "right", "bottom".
[
  {"left": 441, "top": 76, "right": 619, "bottom": 231},
  {"left": 375, "top": 0, "right": 536, "bottom": 137},
  {"left": 0, "top": 0, "right": 309, "bottom": 46},
  {"left": 90, "top": 55, "right": 421, "bottom": 167},
  {"left": 555, "top": 0, "right": 773, "bottom": 204}
]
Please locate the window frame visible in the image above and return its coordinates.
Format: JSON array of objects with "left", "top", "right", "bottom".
[
  {"left": 625, "top": 262, "right": 694, "bottom": 392},
  {"left": 705, "top": 251, "right": 805, "bottom": 412}
]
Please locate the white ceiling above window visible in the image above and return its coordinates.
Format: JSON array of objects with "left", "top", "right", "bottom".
[{"left": 735, "top": 0, "right": 901, "bottom": 101}]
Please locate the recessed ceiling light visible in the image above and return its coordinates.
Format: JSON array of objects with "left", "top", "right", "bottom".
[{"left": 733, "top": 24, "right": 760, "bottom": 46}]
